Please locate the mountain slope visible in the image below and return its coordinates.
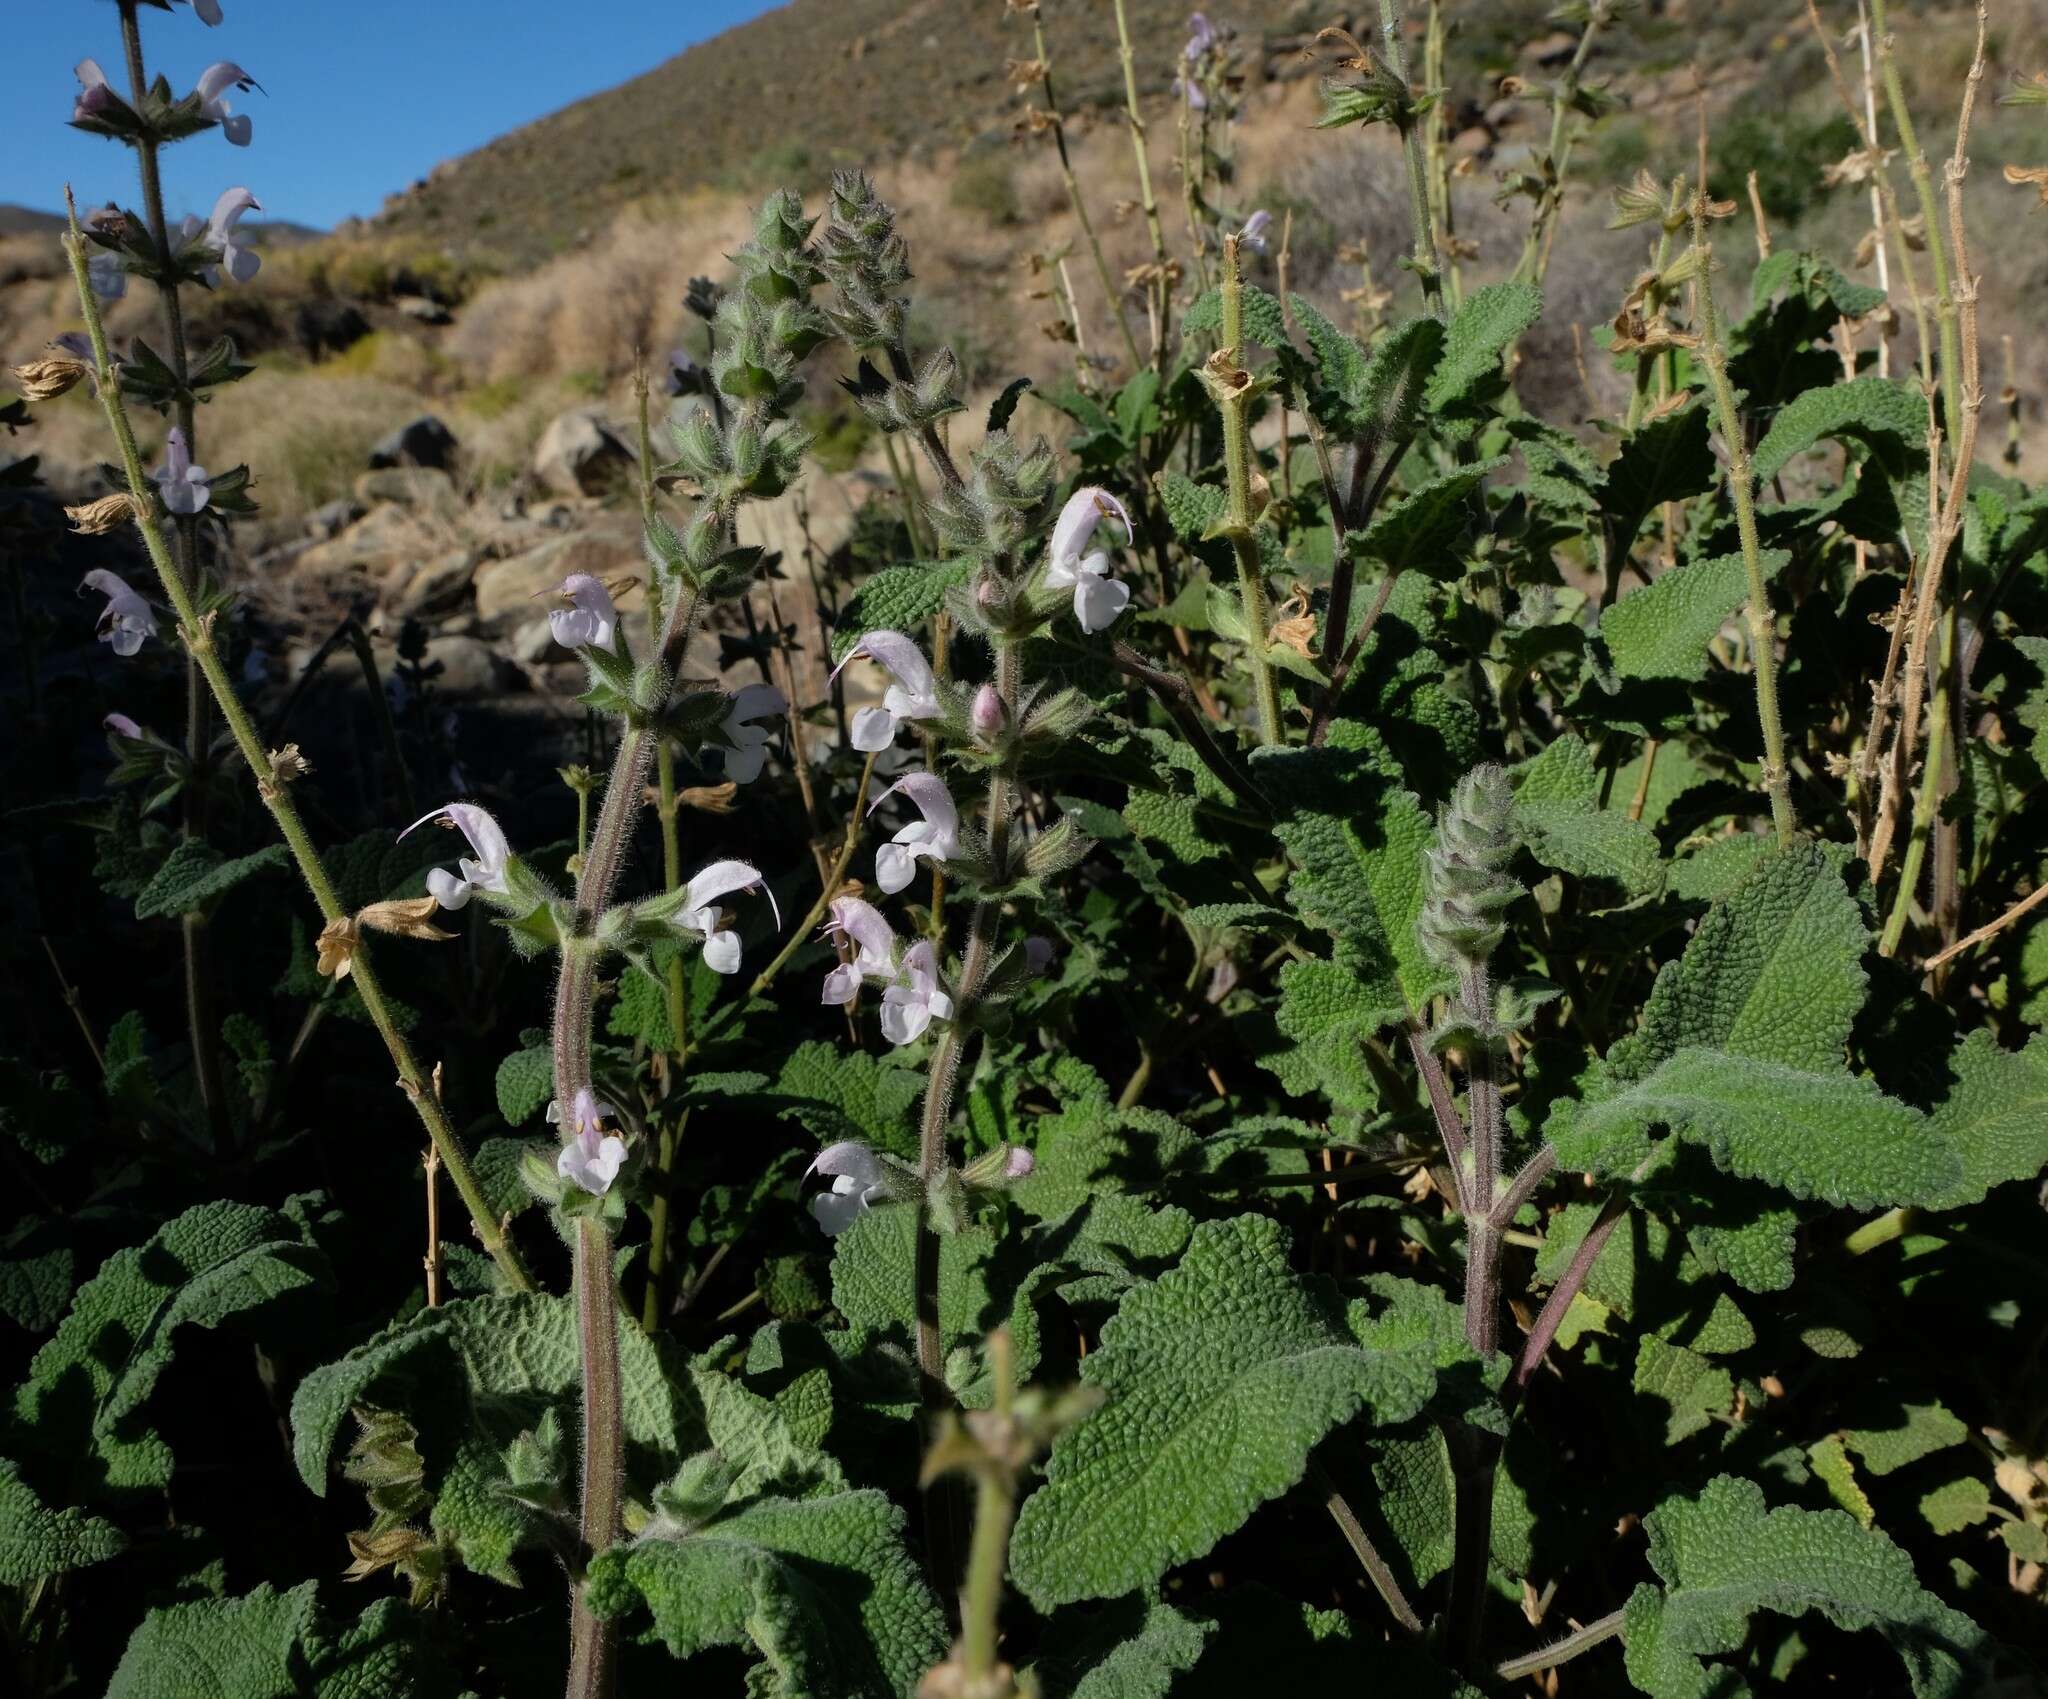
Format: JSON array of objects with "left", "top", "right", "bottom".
[{"left": 371, "top": 0, "right": 1327, "bottom": 265}]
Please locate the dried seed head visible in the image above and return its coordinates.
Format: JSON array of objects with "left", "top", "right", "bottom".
[
  {"left": 64, "top": 492, "right": 140, "bottom": 535},
  {"left": 14, "top": 354, "right": 89, "bottom": 400}
]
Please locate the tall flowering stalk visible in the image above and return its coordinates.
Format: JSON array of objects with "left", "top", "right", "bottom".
[
  {"left": 58, "top": 200, "right": 533, "bottom": 1296},
  {"left": 544, "top": 193, "right": 825, "bottom": 1699},
  {"left": 816, "top": 173, "right": 1107, "bottom": 1435}
]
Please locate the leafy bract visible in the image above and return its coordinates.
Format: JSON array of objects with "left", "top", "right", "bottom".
[
  {"left": 1424, "top": 282, "right": 1542, "bottom": 411},
  {"left": 587, "top": 1487, "right": 944, "bottom": 1698},
  {"left": 1601, "top": 549, "right": 1789, "bottom": 683},
  {"left": 1286, "top": 296, "right": 1441, "bottom": 449},
  {"left": 1511, "top": 733, "right": 1665, "bottom": 896},
  {"left": 1008, "top": 1215, "right": 1437, "bottom": 1608},
  {"left": 1622, "top": 1474, "right": 1988, "bottom": 1699},
  {"left": 16, "top": 1200, "right": 330, "bottom": 1494}
]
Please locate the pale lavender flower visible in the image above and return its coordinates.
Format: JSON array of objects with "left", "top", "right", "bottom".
[
  {"left": 194, "top": 62, "right": 258, "bottom": 146},
  {"left": 721, "top": 683, "right": 786, "bottom": 784},
  {"left": 54, "top": 332, "right": 94, "bottom": 362},
  {"left": 553, "top": 1088, "right": 628, "bottom": 1195},
  {"left": 1185, "top": 11, "right": 1217, "bottom": 58},
  {"left": 1239, "top": 209, "right": 1273, "bottom": 254},
  {"left": 1043, "top": 486, "right": 1133, "bottom": 634},
  {"left": 72, "top": 59, "right": 120, "bottom": 123},
  {"left": 880, "top": 940, "right": 953, "bottom": 1045},
  {"left": 675, "top": 859, "right": 779, "bottom": 975},
  {"left": 869, "top": 772, "right": 959, "bottom": 896},
  {"left": 204, "top": 186, "right": 263, "bottom": 284},
  {"left": 1024, "top": 936, "right": 1056, "bottom": 975},
  {"left": 1172, "top": 75, "right": 1208, "bottom": 111},
  {"left": 1006, "top": 1147, "right": 1036, "bottom": 1179},
  {"left": 151, "top": 426, "right": 210, "bottom": 515},
  {"left": 104, "top": 712, "right": 143, "bottom": 738},
  {"left": 191, "top": 0, "right": 226, "bottom": 24},
  {"left": 81, "top": 570, "right": 156, "bottom": 657},
  {"left": 807, "top": 1141, "right": 891, "bottom": 1235},
  {"left": 401, "top": 802, "right": 513, "bottom": 910},
  {"left": 542, "top": 572, "right": 617, "bottom": 651},
  {"left": 821, "top": 895, "right": 898, "bottom": 1006},
  {"left": 830, "top": 630, "right": 941, "bottom": 752}
]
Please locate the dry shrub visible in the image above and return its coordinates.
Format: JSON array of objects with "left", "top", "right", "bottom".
[{"left": 447, "top": 197, "right": 749, "bottom": 387}]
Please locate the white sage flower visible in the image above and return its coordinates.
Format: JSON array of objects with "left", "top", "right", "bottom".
[
  {"left": 880, "top": 940, "right": 954, "bottom": 1045},
  {"left": 807, "top": 1141, "right": 892, "bottom": 1236},
  {"left": 194, "top": 62, "right": 258, "bottom": 146},
  {"left": 72, "top": 59, "right": 120, "bottom": 123},
  {"left": 869, "top": 772, "right": 960, "bottom": 896},
  {"left": 721, "top": 683, "right": 786, "bottom": 784},
  {"left": 81, "top": 570, "right": 156, "bottom": 657},
  {"left": 553, "top": 1088, "right": 627, "bottom": 1195},
  {"left": 821, "top": 895, "right": 898, "bottom": 1006},
  {"left": 183, "top": 187, "right": 262, "bottom": 285},
  {"left": 830, "top": 630, "right": 941, "bottom": 752},
  {"left": 674, "top": 859, "right": 779, "bottom": 975},
  {"left": 1238, "top": 209, "right": 1273, "bottom": 254},
  {"left": 1043, "top": 486, "right": 1134, "bottom": 634},
  {"left": 542, "top": 573, "right": 617, "bottom": 651},
  {"left": 401, "top": 803, "right": 513, "bottom": 910}
]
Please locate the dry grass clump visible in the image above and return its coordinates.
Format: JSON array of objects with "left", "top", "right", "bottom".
[{"left": 446, "top": 196, "right": 750, "bottom": 387}]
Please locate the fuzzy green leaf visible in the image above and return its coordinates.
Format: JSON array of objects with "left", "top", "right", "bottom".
[
  {"left": 1272, "top": 776, "right": 1446, "bottom": 1015},
  {"left": 1552, "top": 1048, "right": 1956, "bottom": 1208},
  {"left": 1183, "top": 284, "right": 1289, "bottom": 348},
  {"left": 1156, "top": 471, "right": 1227, "bottom": 542},
  {"left": 1355, "top": 460, "right": 1504, "bottom": 577},
  {"left": 1600, "top": 548, "right": 1790, "bottom": 683},
  {"left": 0, "top": 1455, "right": 125, "bottom": 1584},
  {"left": 1844, "top": 1403, "right": 1969, "bottom": 1477},
  {"left": 831, "top": 561, "right": 971, "bottom": 659},
  {"left": 1634, "top": 1336, "right": 1734, "bottom": 1444},
  {"left": 1751, "top": 376, "right": 1928, "bottom": 484},
  {"left": 494, "top": 1040, "right": 552, "bottom": 1125},
  {"left": 1424, "top": 282, "right": 1542, "bottom": 411},
  {"left": 587, "top": 1488, "right": 945, "bottom": 1698},
  {"left": 16, "top": 1201, "right": 329, "bottom": 1494},
  {"left": 1511, "top": 735, "right": 1666, "bottom": 896},
  {"left": 773, "top": 1041, "right": 923, "bottom": 1161},
  {"left": 133, "top": 840, "right": 289, "bottom": 920},
  {"left": 1266, "top": 957, "right": 1400, "bottom": 1112},
  {"left": 1601, "top": 404, "right": 1716, "bottom": 562},
  {"left": 1008, "top": 1215, "right": 1437, "bottom": 1608},
  {"left": 1622, "top": 1474, "right": 1988, "bottom": 1699},
  {"left": 106, "top": 1583, "right": 313, "bottom": 1699},
  {"left": 1035, "top": 1596, "right": 1214, "bottom": 1699},
  {"left": 1925, "top": 1030, "right": 2048, "bottom": 1207}
]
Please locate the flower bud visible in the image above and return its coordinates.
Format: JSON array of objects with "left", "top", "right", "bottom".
[
  {"left": 961, "top": 1142, "right": 1036, "bottom": 1190},
  {"left": 971, "top": 684, "right": 1006, "bottom": 741}
]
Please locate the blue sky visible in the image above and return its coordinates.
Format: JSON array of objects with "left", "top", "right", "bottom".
[{"left": 5, "top": 0, "right": 780, "bottom": 230}]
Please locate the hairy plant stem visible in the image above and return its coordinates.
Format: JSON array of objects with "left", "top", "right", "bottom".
[
  {"left": 567, "top": 1215, "right": 622, "bottom": 1699},
  {"left": 1867, "top": 0, "right": 1961, "bottom": 436},
  {"left": 116, "top": 0, "right": 226, "bottom": 1141},
  {"left": 1496, "top": 1608, "right": 1629, "bottom": 1682},
  {"left": 1311, "top": 1456, "right": 1424, "bottom": 1635},
  {"left": 1513, "top": 9, "right": 1605, "bottom": 287},
  {"left": 1029, "top": 8, "right": 1143, "bottom": 374},
  {"left": 959, "top": 1469, "right": 1015, "bottom": 1680},
  {"left": 1111, "top": 0, "right": 1172, "bottom": 369},
  {"left": 63, "top": 208, "right": 533, "bottom": 1294},
  {"left": 1217, "top": 240, "right": 1280, "bottom": 745},
  {"left": 1691, "top": 204, "right": 1798, "bottom": 847},
  {"left": 1377, "top": 0, "right": 1445, "bottom": 317},
  {"left": 634, "top": 374, "right": 690, "bottom": 1331},
  {"left": 1445, "top": 963, "right": 1503, "bottom": 1675},
  {"left": 1879, "top": 604, "right": 1955, "bottom": 956}
]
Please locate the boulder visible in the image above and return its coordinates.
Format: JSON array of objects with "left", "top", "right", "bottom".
[
  {"left": 531, "top": 407, "right": 635, "bottom": 498},
  {"left": 369, "top": 414, "right": 458, "bottom": 472},
  {"left": 421, "top": 634, "right": 517, "bottom": 696},
  {"left": 394, "top": 294, "right": 453, "bottom": 326},
  {"left": 295, "top": 299, "right": 370, "bottom": 362},
  {"left": 292, "top": 502, "right": 432, "bottom": 583},
  {"left": 386, "top": 547, "right": 479, "bottom": 619},
  {"left": 354, "top": 465, "right": 460, "bottom": 516},
  {"left": 472, "top": 525, "right": 639, "bottom": 625}
]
